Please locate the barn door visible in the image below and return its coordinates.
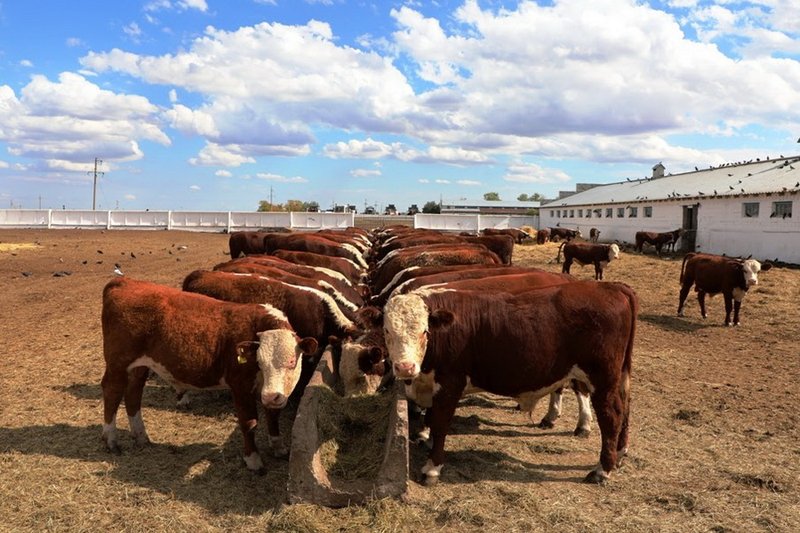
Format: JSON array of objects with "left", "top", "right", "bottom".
[{"left": 681, "top": 204, "right": 698, "bottom": 252}]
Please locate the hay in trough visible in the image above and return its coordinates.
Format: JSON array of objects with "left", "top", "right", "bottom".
[{"left": 315, "top": 385, "right": 393, "bottom": 481}]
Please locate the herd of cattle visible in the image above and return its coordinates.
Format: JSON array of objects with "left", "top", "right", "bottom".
[{"left": 100, "top": 224, "right": 772, "bottom": 487}]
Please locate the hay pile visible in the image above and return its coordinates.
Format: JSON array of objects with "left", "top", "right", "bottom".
[{"left": 315, "top": 385, "right": 393, "bottom": 481}]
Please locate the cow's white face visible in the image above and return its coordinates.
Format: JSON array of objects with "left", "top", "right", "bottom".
[
  {"left": 384, "top": 293, "right": 429, "bottom": 379},
  {"left": 340, "top": 337, "right": 384, "bottom": 397},
  {"left": 741, "top": 259, "right": 762, "bottom": 287},
  {"left": 255, "top": 329, "right": 304, "bottom": 408},
  {"left": 608, "top": 243, "right": 620, "bottom": 261}
]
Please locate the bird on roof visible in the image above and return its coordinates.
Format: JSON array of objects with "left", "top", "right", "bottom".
[
  {"left": 698, "top": 191, "right": 705, "bottom": 196},
  {"left": 713, "top": 190, "right": 718, "bottom": 195},
  {"left": 795, "top": 182, "right": 799, "bottom": 187},
  {"left": 729, "top": 185, "right": 734, "bottom": 190},
  {"left": 694, "top": 166, "right": 698, "bottom": 171},
  {"left": 790, "top": 165, "right": 795, "bottom": 170},
  {"left": 741, "top": 188, "right": 745, "bottom": 193}
]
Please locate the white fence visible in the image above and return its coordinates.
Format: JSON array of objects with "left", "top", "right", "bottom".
[
  {"left": 0, "top": 209, "right": 539, "bottom": 233},
  {"left": 0, "top": 209, "right": 355, "bottom": 232}
]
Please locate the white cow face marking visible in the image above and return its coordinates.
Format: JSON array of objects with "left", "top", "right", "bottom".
[
  {"left": 384, "top": 293, "right": 429, "bottom": 379},
  {"left": 741, "top": 259, "right": 762, "bottom": 287},
  {"left": 255, "top": 329, "right": 304, "bottom": 408},
  {"left": 608, "top": 243, "right": 620, "bottom": 261}
]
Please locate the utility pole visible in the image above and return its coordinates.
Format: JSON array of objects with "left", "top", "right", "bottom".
[
  {"left": 88, "top": 158, "right": 104, "bottom": 210},
  {"left": 38, "top": 195, "right": 42, "bottom": 209},
  {"left": 269, "top": 186, "right": 274, "bottom": 211}
]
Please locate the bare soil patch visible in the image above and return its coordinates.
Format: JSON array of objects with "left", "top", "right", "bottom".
[{"left": 0, "top": 228, "right": 798, "bottom": 532}]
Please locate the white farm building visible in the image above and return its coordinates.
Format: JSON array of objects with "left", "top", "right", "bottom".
[{"left": 541, "top": 156, "right": 800, "bottom": 264}]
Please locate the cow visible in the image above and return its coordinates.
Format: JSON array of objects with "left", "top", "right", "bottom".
[
  {"left": 369, "top": 244, "right": 502, "bottom": 294},
  {"left": 229, "top": 231, "right": 271, "bottom": 259},
  {"left": 271, "top": 250, "right": 365, "bottom": 285},
  {"left": 549, "top": 227, "right": 582, "bottom": 242},
  {"left": 263, "top": 233, "right": 369, "bottom": 269},
  {"left": 536, "top": 228, "right": 550, "bottom": 244},
  {"left": 677, "top": 253, "right": 772, "bottom": 326},
  {"left": 589, "top": 228, "right": 600, "bottom": 243},
  {"left": 462, "top": 234, "right": 515, "bottom": 265},
  {"left": 557, "top": 242, "right": 620, "bottom": 280},
  {"left": 481, "top": 227, "right": 532, "bottom": 244},
  {"left": 382, "top": 281, "right": 637, "bottom": 485},
  {"left": 634, "top": 228, "right": 684, "bottom": 256},
  {"left": 100, "top": 277, "right": 318, "bottom": 472}
]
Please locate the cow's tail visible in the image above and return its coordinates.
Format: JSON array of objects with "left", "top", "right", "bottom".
[
  {"left": 618, "top": 284, "right": 639, "bottom": 458},
  {"left": 556, "top": 241, "right": 567, "bottom": 264},
  {"left": 679, "top": 253, "right": 695, "bottom": 284}
]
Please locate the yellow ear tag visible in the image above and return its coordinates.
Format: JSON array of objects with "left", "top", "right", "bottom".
[{"left": 237, "top": 352, "right": 248, "bottom": 364}]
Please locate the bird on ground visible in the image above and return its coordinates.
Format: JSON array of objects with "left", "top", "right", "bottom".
[{"left": 113, "top": 263, "right": 124, "bottom": 276}]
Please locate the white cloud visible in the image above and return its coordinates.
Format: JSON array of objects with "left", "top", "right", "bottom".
[
  {"left": 323, "top": 137, "right": 491, "bottom": 166},
  {"left": 0, "top": 73, "right": 167, "bottom": 170},
  {"left": 124, "top": 22, "right": 142, "bottom": 40},
  {"left": 255, "top": 172, "right": 309, "bottom": 183},
  {"left": 435, "top": 179, "right": 450, "bottom": 184},
  {"left": 503, "top": 161, "right": 572, "bottom": 185},
  {"left": 189, "top": 143, "right": 255, "bottom": 167},
  {"left": 19, "top": 59, "right": 33, "bottom": 68},
  {"left": 457, "top": 180, "right": 481, "bottom": 186},
  {"left": 124, "top": 194, "right": 136, "bottom": 200},
  {"left": 350, "top": 168, "right": 382, "bottom": 177},
  {"left": 418, "top": 178, "right": 430, "bottom": 183},
  {"left": 215, "top": 169, "right": 232, "bottom": 177},
  {"left": 189, "top": 184, "right": 201, "bottom": 191},
  {"left": 0, "top": 160, "right": 8, "bottom": 168},
  {"left": 66, "top": 37, "right": 83, "bottom": 47},
  {"left": 168, "top": 89, "right": 178, "bottom": 103},
  {"left": 145, "top": 0, "right": 207, "bottom": 12}
]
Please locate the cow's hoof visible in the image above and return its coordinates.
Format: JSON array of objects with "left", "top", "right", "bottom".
[
  {"left": 573, "top": 428, "right": 591, "bottom": 438},
  {"left": 536, "top": 419, "right": 555, "bottom": 430},
  {"left": 725, "top": 322, "right": 732, "bottom": 327},
  {"left": 733, "top": 322, "right": 740, "bottom": 327},
  {"left": 583, "top": 470, "right": 609, "bottom": 485},
  {"left": 271, "top": 446, "right": 289, "bottom": 459}
]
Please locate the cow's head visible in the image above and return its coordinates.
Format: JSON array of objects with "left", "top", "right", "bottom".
[
  {"left": 384, "top": 293, "right": 454, "bottom": 379},
  {"left": 741, "top": 258, "right": 770, "bottom": 287},
  {"left": 608, "top": 243, "right": 620, "bottom": 262},
  {"left": 339, "top": 334, "right": 387, "bottom": 397},
  {"left": 241, "top": 331, "right": 318, "bottom": 409}
]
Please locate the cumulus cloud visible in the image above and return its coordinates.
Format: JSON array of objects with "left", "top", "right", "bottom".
[
  {"left": 457, "top": 180, "right": 481, "bottom": 186},
  {"left": 66, "top": 37, "right": 84, "bottom": 47},
  {"left": 323, "top": 137, "right": 491, "bottom": 166},
  {"left": 215, "top": 169, "right": 232, "bottom": 177},
  {"left": 145, "top": 0, "right": 207, "bottom": 12},
  {"left": 0, "top": 73, "right": 168, "bottom": 171},
  {"left": 124, "top": 194, "right": 136, "bottom": 200},
  {"left": 19, "top": 59, "right": 33, "bottom": 68},
  {"left": 189, "top": 184, "right": 201, "bottom": 191},
  {"left": 350, "top": 168, "right": 382, "bottom": 177},
  {"left": 503, "top": 161, "right": 572, "bottom": 185},
  {"left": 0, "top": 160, "right": 8, "bottom": 168}
]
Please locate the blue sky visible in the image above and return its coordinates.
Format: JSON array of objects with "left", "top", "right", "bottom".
[{"left": 1, "top": 0, "right": 800, "bottom": 213}]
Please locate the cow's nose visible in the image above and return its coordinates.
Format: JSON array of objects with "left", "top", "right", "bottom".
[
  {"left": 261, "top": 392, "right": 287, "bottom": 409},
  {"left": 393, "top": 361, "right": 417, "bottom": 378}
]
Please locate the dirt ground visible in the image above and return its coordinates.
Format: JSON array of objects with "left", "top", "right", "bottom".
[{"left": 0, "top": 228, "right": 798, "bottom": 532}]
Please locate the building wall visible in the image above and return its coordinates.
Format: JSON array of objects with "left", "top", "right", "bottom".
[{"left": 543, "top": 194, "right": 799, "bottom": 263}]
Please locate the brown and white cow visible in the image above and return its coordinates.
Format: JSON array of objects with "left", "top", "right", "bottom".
[
  {"left": 558, "top": 241, "right": 621, "bottom": 280},
  {"left": 271, "top": 250, "right": 365, "bottom": 284},
  {"left": 677, "top": 253, "right": 772, "bottom": 326},
  {"left": 383, "top": 281, "right": 637, "bottom": 485},
  {"left": 100, "top": 277, "right": 318, "bottom": 472},
  {"left": 536, "top": 228, "right": 550, "bottom": 244},
  {"left": 481, "top": 227, "right": 532, "bottom": 244},
  {"left": 634, "top": 228, "right": 684, "bottom": 256},
  {"left": 589, "top": 228, "right": 600, "bottom": 243},
  {"left": 229, "top": 231, "right": 271, "bottom": 259},
  {"left": 264, "top": 233, "right": 369, "bottom": 269}
]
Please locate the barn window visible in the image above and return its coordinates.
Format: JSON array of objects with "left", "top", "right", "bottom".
[
  {"left": 586, "top": 209, "right": 591, "bottom": 218},
  {"left": 606, "top": 208, "right": 613, "bottom": 218},
  {"left": 578, "top": 209, "right": 583, "bottom": 217},
  {"left": 569, "top": 209, "right": 574, "bottom": 218},
  {"left": 644, "top": 206, "right": 653, "bottom": 218},
  {"left": 771, "top": 201, "right": 792, "bottom": 219},
  {"left": 550, "top": 210, "right": 554, "bottom": 218},
  {"left": 629, "top": 207, "right": 638, "bottom": 217},
  {"left": 617, "top": 207, "right": 624, "bottom": 217},
  {"left": 742, "top": 202, "right": 759, "bottom": 218}
]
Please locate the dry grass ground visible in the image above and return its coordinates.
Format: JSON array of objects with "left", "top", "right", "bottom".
[{"left": 0, "top": 228, "right": 798, "bottom": 532}]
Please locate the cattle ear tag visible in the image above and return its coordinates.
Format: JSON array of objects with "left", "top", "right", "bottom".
[{"left": 236, "top": 346, "right": 248, "bottom": 365}]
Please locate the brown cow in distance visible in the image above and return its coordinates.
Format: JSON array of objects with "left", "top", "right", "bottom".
[
  {"left": 589, "top": 228, "right": 600, "bottom": 243},
  {"left": 558, "top": 241, "right": 621, "bottom": 280},
  {"left": 549, "top": 227, "right": 582, "bottom": 242},
  {"left": 677, "top": 252, "right": 772, "bottom": 326},
  {"left": 100, "top": 277, "right": 318, "bottom": 473},
  {"left": 383, "top": 281, "right": 638, "bottom": 485},
  {"left": 536, "top": 228, "right": 550, "bottom": 244},
  {"left": 481, "top": 227, "right": 532, "bottom": 244},
  {"left": 635, "top": 228, "right": 684, "bottom": 256}
]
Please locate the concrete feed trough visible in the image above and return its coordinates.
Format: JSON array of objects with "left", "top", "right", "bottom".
[{"left": 288, "top": 348, "right": 408, "bottom": 507}]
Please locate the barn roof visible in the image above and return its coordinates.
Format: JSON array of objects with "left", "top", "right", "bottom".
[{"left": 543, "top": 155, "right": 800, "bottom": 207}]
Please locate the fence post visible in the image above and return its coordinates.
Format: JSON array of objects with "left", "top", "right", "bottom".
[
  {"left": 168, "top": 211, "right": 173, "bottom": 230},
  {"left": 227, "top": 212, "right": 233, "bottom": 233},
  {"left": 107, "top": 211, "right": 112, "bottom": 230}
]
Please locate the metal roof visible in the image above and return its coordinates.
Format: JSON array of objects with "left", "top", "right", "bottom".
[
  {"left": 543, "top": 156, "right": 800, "bottom": 207},
  {"left": 441, "top": 199, "right": 541, "bottom": 208}
]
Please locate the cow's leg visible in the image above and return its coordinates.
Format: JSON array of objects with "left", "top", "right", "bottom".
[
  {"left": 562, "top": 258, "right": 572, "bottom": 274},
  {"left": 733, "top": 299, "right": 742, "bottom": 326},
  {"left": 421, "top": 387, "right": 462, "bottom": 486},
  {"left": 537, "top": 388, "right": 563, "bottom": 429},
  {"left": 101, "top": 368, "right": 126, "bottom": 454},
  {"left": 697, "top": 290, "right": 707, "bottom": 319},
  {"left": 677, "top": 282, "right": 692, "bottom": 316},
  {"left": 124, "top": 366, "right": 151, "bottom": 446},
  {"left": 573, "top": 382, "right": 594, "bottom": 438},
  {"left": 723, "top": 293, "right": 733, "bottom": 326},
  {"left": 585, "top": 384, "right": 625, "bottom": 484},
  {"left": 264, "top": 407, "right": 288, "bottom": 458},
  {"left": 231, "top": 392, "right": 263, "bottom": 473},
  {"left": 595, "top": 262, "right": 602, "bottom": 280}
]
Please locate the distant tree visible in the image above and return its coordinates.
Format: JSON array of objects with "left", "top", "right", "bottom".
[
  {"left": 422, "top": 201, "right": 441, "bottom": 214},
  {"left": 307, "top": 201, "right": 320, "bottom": 212},
  {"left": 483, "top": 192, "right": 501, "bottom": 201},
  {"left": 258, "top": 200, "right": 280, "bottom": 212},
  {"left": 284, "top": 199, "right": 306, "bottom": 212},
  {"left": 517, "top": 193, "right": 529, "bottom": 201},
  {"left": 518, "top": 192, "right": 544, "bottom": 202}
]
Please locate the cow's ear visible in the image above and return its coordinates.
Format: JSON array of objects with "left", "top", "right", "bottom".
[
  {"left": 761, "top": 262, "right": 773, "bottom": 272},
  {"left": 429, "top": 309, "right": 455, "bottom": 329},
  {"left": 298, "top": 337, "right": 319, "bottom": 355},
  {"left": 327, "top": 335, "right": 343, "bottom": 348},
  {"left": 368, "top": 345, "right": 385, "bottom": 364},
  {"left": 357, "top": 306, "right": 383, "bottom": 328},
  {"left": 358, "top": 284, "right": 371, "bottom": 299}
]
